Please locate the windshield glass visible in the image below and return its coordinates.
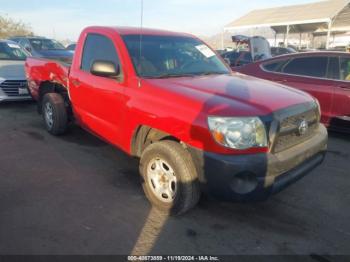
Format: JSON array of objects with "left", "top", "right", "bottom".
[
  {"left": 29, "top": 38, "right": 65, "bottom": 51},
  {"left": 122, "top": 35, "right": 230, "bottom": 78},
  {"left": 0, "top": 42, "right": 28, "bottom": 60}
]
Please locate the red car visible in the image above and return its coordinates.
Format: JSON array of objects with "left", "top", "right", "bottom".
[
  {"left": 235, "top": 52, "right": 350, "bottom": 131},
  {"left": 25, "top": 26, "right": 327, "bottom": 215}
]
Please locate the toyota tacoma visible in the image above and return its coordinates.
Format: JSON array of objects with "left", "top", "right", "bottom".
[{"left": 25, "top": 26, "right": 328, "bottom": 215}]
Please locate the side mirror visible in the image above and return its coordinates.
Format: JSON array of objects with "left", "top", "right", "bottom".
[{"left": 90, "top": 60, "right": 120, "bottom": 78}]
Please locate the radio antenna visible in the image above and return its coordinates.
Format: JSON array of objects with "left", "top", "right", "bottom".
[{"left": 138, "top": 0, "right": 144, "bottom": 87}]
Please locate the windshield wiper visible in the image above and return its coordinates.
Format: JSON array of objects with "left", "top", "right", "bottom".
[
  {"left": 197, "top": 71, "right": 229, "bottom": 76},
  {"left": 142, "top": 71, "right": 228, "bottom": 79},
  {"left": 143, "top": 73, "right": 197, "bottom": 79}
]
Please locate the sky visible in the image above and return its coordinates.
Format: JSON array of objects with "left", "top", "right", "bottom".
[{"left": 1, "top": 0, "right": 318, "bottom": 41}]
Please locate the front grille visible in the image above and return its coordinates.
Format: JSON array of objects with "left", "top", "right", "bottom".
[
  {"left": 0, "top": 80, "right": 28, "bottom": 97},
  {"left": 273, "top": 105, "right": 319, "bottom": 153}
]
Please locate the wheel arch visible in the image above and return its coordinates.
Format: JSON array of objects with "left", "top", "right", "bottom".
[
  {"left": 37, "top": 81, "right": 69, "bottom": 113},
  {"left": 130, "top": 125, "right": 181, "bottom": 157}
]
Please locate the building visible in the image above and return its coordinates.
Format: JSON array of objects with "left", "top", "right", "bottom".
[{"left": 224, "top": 0, "right": 350, "bottom": 49}]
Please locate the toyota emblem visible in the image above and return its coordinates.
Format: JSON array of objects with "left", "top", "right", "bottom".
[{"left": 298, "top": 120, "right": 309, "bottom": 136}]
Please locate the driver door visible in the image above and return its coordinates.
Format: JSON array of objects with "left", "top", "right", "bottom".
[{"left": 69, "top": 33, "right": 126, "bottom": 145}]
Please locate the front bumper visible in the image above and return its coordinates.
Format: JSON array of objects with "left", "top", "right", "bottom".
[
  {"left": 0, "top": 86, "right": 32, "bottom": 102},
  {"left": 0, "top": 95, "right": 32, "bottom": 102},
  {"left": 188, "top": 124, "right": 328, "bottom": 201}
]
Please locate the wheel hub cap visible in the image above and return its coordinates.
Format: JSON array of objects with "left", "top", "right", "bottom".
[
  {"left": 147, "top": 158, "right": 177, "bottom": 203},
  {"left": 44, "top": 102, "right": 54, "bottom": 128}
]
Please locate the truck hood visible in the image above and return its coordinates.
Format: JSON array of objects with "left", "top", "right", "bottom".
[
  {"left": 0, "top": 60, "right": 26, "bottom": 80},
  {"left": 145, "top": 73, "right": 314, "bottom": 116}
]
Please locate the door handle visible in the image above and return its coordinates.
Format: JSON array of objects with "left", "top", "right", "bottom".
[
  {"left": 338, "top": 84, "right": 349, "bottom": 89},
  {"left": 72, "top": 79, "right": 81, "bottom": 86},
  {"left": 272, "top": 79, "right": 287, "bottom": 83}
]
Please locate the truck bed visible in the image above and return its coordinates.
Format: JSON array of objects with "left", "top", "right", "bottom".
[{"left": 25, "top": 57, "right": 70, "bottom": 101}]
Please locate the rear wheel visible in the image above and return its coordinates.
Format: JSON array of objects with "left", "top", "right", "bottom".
[
  {"left": 42, "top": 93, "right": 68, "bottom": 135},
  {"left": 140, "top": 140, "right": 201, "bottom": 215}
]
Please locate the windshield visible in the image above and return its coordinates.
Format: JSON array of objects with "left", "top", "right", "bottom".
[
  {"left": 0, "top": 42, "right": 28, "bottom": 60},
  {"left": 122, "top": 35, "right": 230, "bottom": 78},
  {"left": 29, "top": 38, "right": 65, "bottom": 51}
]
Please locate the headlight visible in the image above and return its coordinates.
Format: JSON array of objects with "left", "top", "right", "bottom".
[{"left": 208, "top": 117, "right": 267, "bottom": 150}]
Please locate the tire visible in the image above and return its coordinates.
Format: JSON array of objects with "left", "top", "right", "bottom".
[
  {"left": 41, "top": 93, "right": 68, "bottom": 135},
  {"left": 140, "top": 140, "right": 201, "bottom": 215}
]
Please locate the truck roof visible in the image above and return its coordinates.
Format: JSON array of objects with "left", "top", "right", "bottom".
[{"left": 85, "top": 26, "right": 195, "bottom": 37}]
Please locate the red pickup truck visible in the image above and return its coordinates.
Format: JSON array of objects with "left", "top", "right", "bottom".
[{"left": 25, "top": 26, "right": 327, "bottom": 215}]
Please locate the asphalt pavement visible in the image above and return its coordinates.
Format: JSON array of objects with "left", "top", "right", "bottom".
[{"left": 0, "top": 101, "right": 349, "bottom": 257}]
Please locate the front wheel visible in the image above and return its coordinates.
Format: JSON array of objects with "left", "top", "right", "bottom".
[
  {"left": 42, "top": 93, "right": 68, "bottom": 135},
  {"left": 140, "top": 140, "right": 201, "bottom": 215}
]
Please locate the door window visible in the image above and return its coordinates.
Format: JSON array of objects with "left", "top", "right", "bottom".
[
  {"left": 81, "top": 34, "right": 121, "bottom": 73},
  {"left": 282, "top": 56, "right": 328, "bottom": 78},
  {"left": 19, "top": 39, "right": 30, "bottom": 49},
  {"left": 340, "top": 57, "right": 350, "bottom": 81},
  {"left": 262, "top": 59, "right": 288, "bottom": 72},
  {"left": 327, "top": 57, "right": 340, "bottom": 80}
]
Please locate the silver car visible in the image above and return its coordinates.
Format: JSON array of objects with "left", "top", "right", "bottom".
[{"left": 0, "top": 40, "right": 31, "bottom": 102}]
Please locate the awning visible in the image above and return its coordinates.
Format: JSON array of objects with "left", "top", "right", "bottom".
[{"left": 225, "top": 0, "right": 350, "bottom": 34}]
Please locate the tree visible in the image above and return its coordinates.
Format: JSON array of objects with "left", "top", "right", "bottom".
[{"left": 0, "top": 15, "right": 33, "bottom": 39}]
